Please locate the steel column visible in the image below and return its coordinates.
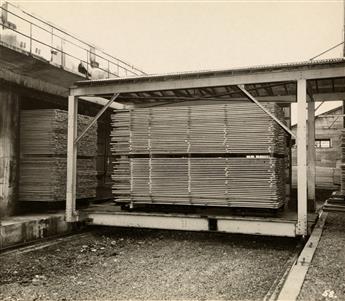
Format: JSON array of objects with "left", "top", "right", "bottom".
[
  {"left": 66, "top": 95, "right": 78, "bottom": 222},
  {"left": 296, "top": 79, "right": 308, "bottom": 236},
  {"left": 307, "top": 99, "right": 316, "bottom": 211}
]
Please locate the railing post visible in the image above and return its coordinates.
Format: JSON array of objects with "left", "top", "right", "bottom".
[
  {"left": 29, "top": 22, "right": 32, "bottom": 54},
  {"left": 86, "top": 50, "right": 89, "bottom": 78},
  {"left": 60, "top": 38, "right": 64, "bottom": 67}
]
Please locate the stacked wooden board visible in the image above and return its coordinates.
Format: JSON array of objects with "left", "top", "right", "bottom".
[
  {"left": 20, "top": 110, "right": 97, "bottom": 156},
  {"left": 341, "top": 129, "right": 345, "bottom": 194},
  {"left": 19, "top": 109, "right": 97, "bottom": 202},
  {"left": 111, "top": 102, "right": 287, "bottom": 209},
  {"left": 111, "top": 104, "right": 286, "bottom": 155}
]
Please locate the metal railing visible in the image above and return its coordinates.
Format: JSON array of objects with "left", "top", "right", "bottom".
[{"left": 0, "top": 2, "right": 146, "bottom": 79}]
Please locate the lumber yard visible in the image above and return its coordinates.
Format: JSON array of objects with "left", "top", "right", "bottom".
[{"left": 0, "top": 1, "right": 345, "bottom": 300}]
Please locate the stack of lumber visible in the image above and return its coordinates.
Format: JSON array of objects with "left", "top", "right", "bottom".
[
  {"left": 19, "top": 158, "right": 96, "bottom": 201},
  {"left": 341, "top": 129, "right": 345, "bottom": 194},
  {"left": 112, "top": 157, "right": 285, "bottom": 208},
  {"left": 19, "top": 109, "right": 97, "bottom": 202},
  {"left": 111, "top": 103, "right": 286, "bottom": 155},
  {"left": 111, "top": 103, "right": 287, "bottom": 209},
  {"left": 20, "top": 110, "right": 97, "bottom": 157}
]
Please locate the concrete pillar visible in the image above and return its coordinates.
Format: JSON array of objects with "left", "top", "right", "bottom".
[{"left": 0, "top": 86, "right": 19, "bottom": 218}]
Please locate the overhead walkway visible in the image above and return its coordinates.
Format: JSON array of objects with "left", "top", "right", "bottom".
[{"left": 0, "top": 1, "right": 145, "bottom": 96}]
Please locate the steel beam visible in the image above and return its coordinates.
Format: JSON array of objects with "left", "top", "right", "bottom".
[
  {"left": 66, "top": 95, "right": 78, "bottom": 222},
  {"left": 237, "top": 85, "right": 295, "bottom": 137},
  {"left": 129, "top": 93, "right": 345, "bottom": 109},
  {"left": 75, "top": 93, "right": 119, "bottom": 144},
  {"left": 87, "top": 213, "right": 209, "bottom": 231},
  {"left": 85, "top": 212, "right": 297, "bottom": 237},
  {"left": 296, "top": 79, "right": 308, "bottom": 236},
  {"left": 70, "top": 66, "right": 345, "bottom": 97},
  {"left": 79, "top": 96, "right": 128, "bottom": 110},
  {"left": 217, "top": 219, "right": 296, "bottom": 237}
]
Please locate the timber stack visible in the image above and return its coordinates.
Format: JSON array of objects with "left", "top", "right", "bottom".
[
  {"left": 111, "top": 103, "right": 287, "bottom": 209},
  {"left": 341, "top": 129, "right": 345, "bottom": 194},
  {"left": 19, "top": 109, "right": 97, "bottom": 202}
]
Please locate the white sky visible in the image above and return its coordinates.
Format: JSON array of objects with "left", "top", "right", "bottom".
[{"left": 12, "top": 0, "right": 345, "bottom": 121}]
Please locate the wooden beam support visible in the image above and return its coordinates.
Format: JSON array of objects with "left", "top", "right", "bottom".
[
  {"left": 307, "top": 99, "right": 316, "bottom": 212},
  {"left": 296, "top": 79, "right": 308, "bottom": 236},
  {"left": 66, "top": 95, "right": 78, "bottom": 222}
]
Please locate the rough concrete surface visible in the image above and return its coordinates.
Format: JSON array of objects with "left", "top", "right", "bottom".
[
  {"left": 298, "top": 212, "right": 345, "bottom": 301},
  {"left": 0, "top": 228, "right": 298, "bottom": 300}
]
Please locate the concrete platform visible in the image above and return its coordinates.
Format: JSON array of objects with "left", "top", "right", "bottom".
[
  {"left": 0, "top": 213, "right": 72, "bottom": 250},
  {"left": 81, "top": 202, "right": 318, "bottom": 237}
]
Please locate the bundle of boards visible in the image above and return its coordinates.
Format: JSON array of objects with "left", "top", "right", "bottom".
[
  {"left": 341, "top": 129, "right": 345, "bottom": 194},
  {"left": 19, "top": 109, "right": 97, "bottom": 202},
  {"left": 111, "top": 102, "right": 287, "bottom": 209}
]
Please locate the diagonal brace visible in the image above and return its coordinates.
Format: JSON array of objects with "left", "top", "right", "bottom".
[
  {"left": 237, "top": 85, "right": 295, "bottom": 138},
  {"left": 75, "top": 93, "right": 119, "bottom": 144}
]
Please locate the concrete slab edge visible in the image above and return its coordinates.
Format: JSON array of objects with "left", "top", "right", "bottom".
[
  {"left": 276, "top": 211, "right": 327, "bottom": 301},
  {"left": 0, "top": 214, "right": 73, "bottom": 251}
]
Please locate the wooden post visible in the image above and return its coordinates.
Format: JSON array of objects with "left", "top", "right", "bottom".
[
  {"left": 307, "top": 99, "right": 316, "bottom": 212},
  {"left": 66, "top": 95, "right": 78, "bottom": 222},
  {"left": 297, "top": 79, "right": 308, "bottom": 236}
]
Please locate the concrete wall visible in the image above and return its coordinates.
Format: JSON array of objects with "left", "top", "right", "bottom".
[
  {"left": 0, "top": 86, "right": 20, "bottom": 217},
  {"left": 291, "top": 107, "right": 342, "bottom": 190}
]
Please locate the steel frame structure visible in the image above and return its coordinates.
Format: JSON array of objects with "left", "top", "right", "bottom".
[{"left": 66, "top": 58, "right": 345, "bottom": 237}]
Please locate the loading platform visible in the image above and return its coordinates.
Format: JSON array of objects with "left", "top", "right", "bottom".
[
  {"left": 65, "top": 58, "right": 345, "bottom": 237},
  {"left": 81, "top": 202, "right": 318, "bottom": 237}
]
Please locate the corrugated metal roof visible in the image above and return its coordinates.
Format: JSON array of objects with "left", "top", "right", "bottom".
[{"left": 74, "top": 58, "right": 345, "bottom": 87}]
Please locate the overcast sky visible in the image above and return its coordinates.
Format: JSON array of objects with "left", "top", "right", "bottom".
[
  {"left": 12, "top": 0, "right": 345, "bottom": 121},
  {"left": 16, "top": 0, "right": 344, "bottom": 73}
]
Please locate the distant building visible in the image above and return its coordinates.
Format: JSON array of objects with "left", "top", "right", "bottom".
[{"left": 291, "top": 106, "right": 342, "bottom": 190}]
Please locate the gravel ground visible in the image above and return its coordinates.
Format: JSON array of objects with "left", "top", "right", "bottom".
[
  {"left": 0, "top": 228, "right": 298, "bottom": 300},
  {"left": 298, "top": 212, "right": 345, "bottom": 301}
]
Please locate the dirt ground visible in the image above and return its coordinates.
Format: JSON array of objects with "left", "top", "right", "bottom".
[
  {"left": 298, "top": 212, "right": 345, "bottom": 301},
  {"left": 0, "top": 228, "right": 298, "bottom": 301}
]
